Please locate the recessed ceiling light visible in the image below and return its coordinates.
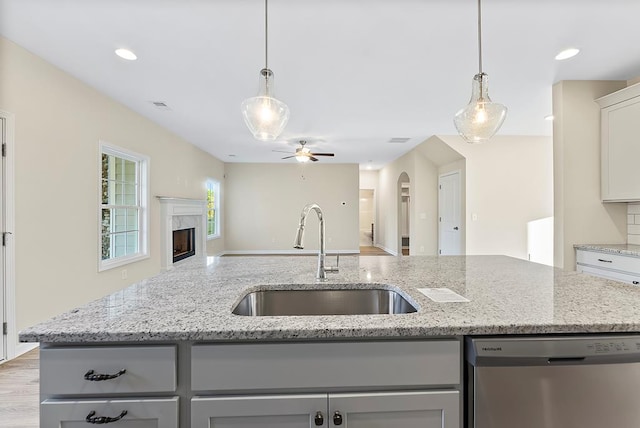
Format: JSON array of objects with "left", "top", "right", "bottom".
[
  {"left": 115, "top": 48, "right": 137, "bottom": 61},
  {"left": 544, "top": 115, "right": 554, "bottom": 121},
  {"left": 555, "top": 48, "right": 580, "bottom": 61}
]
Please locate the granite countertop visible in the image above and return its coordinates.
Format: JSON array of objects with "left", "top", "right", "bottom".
[
  {"left": 574, "top": 244, "right": 640, "bottom": 257},
  {"left": 19, "top": 255, "right": 640, "bottom": 343}
]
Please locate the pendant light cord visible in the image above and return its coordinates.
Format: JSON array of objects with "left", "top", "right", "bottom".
[
  {"left": 264, "top": 0, "right": 269, "bottom": 70},
  {"left": 477, "top": 0, "right": 483, "bottom": 74}
]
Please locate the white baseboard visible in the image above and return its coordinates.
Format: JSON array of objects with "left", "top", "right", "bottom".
[
  {"left": 221, "top": 249, "right": 360, "bottom": 256},
  {"left": 15, "top": 342, "right": 39, "bottom": 358},
  {"left": 1, "top": 342, "right": 39, "bottom": 364},
  {"left": 375, "top": 244, "right": 399, "bottom": 256}
]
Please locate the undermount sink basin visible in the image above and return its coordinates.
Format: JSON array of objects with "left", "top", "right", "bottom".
[{"left": 232, "top": 287, "right": 418, "bottom": 316}]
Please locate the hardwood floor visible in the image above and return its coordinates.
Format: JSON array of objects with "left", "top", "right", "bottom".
[
  {"left": 0, "top": 348, "right": 39, "bottom": 428},
  {"left": 359, "top": 246, "right": 392, "bottom": 256}
]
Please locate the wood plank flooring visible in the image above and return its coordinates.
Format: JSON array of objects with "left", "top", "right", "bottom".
[{"left": 0, "top": 348, "right": 39, "bottom": 428}]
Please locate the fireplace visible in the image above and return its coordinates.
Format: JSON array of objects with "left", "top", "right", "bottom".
[
  {"left": 158, "top": 197, "right": 207, "bottom": 270},
  {"left": 173, "top": 228, "right": 196, "bottom": 263}
]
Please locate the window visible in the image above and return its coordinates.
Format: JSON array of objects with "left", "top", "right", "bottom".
[
  {"left": 206, "top": 179, "right": 220, "bottom": 239},
  {"left": 99, "top": 142, "right": 149, "bottom": 271}
]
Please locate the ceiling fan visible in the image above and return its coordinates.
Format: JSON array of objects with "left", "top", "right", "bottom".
[{"left": 274, "top": 140, "right": 335, "bottom": 163}]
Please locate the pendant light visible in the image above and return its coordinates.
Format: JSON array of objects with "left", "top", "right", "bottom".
[
  {"left": 453, "top": 0, "right": 507, "bottom": 144},
  {"left": 241, "top": 0, "right": 290, "bottom": 141}
]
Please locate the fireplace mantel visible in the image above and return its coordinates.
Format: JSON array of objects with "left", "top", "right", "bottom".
[{"left": 157, "top": 197, "right": 207, "bottom": 270}]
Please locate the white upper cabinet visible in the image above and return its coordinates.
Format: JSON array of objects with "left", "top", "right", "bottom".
[{"left": 597, "top": 83, "right": 640, "bottom": 202}]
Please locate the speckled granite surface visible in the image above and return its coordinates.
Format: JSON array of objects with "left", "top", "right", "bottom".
[
  {"left": 574, "top": 244, "right": 640, "bottom": 257},
  {"left": 19, "top": 255, "right": 640, "bottom": 343}
]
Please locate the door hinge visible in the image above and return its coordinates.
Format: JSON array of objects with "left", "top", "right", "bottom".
[
  {"left": 2, "top": 322, "right": 7, "bottom": 335},
  {"left": 2, "top": 143, "right": 5, "bottom": 157}
]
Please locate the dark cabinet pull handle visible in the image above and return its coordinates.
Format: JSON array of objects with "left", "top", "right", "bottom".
[
  {"left": 314, "top": 411, "right": 324, "bottom": 426},
  {"left": 333, "top": 411, "right": 343, "bottom": 426},
  {"left": 597, "top": 258, "right": 613, "bottom": 263},
  {"left": 453, "top": 227, "right": 459, "bottom": 230},
  {"left": 84, "top": 369, "right": 126, "bottom": 381},
  {"left": 85, "top": 410, "right": 127, "bottom": 424}
]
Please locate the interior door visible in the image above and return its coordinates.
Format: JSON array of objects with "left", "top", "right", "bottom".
[
  {"left": 329, "top": 391, "right": 459, "bottom": 428},
  {"left": 438, "top": 171, "right": 461, "bottom": 255},
  {"left": 0, "top": 116, "right": 5, "bottom": 362},
  {"left": 191, "top": 394, "right": 328, "bottom": 428}
]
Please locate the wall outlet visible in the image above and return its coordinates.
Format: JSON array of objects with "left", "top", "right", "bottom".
[
  {"left": 121, "top": 269, "right": 128, "bottom": 280},
  {"left": 472, "top": 213, "right": 478, "bottom": 221}
]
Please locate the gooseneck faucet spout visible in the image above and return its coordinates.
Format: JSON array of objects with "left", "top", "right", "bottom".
[{"left": 294, "top": 203, "right": 338, "bottom": 280}]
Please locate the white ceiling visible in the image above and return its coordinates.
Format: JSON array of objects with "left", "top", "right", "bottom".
[{"left": 2, "top": 0, "right": 640, "bottom": 169}]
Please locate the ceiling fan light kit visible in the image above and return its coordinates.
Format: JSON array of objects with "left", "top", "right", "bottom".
[
  {"left": 277, "top": 140, "right": 335, "bottom": 163},
  {"left": 453, "top": 0, "right": 507, "bottom": 143},
  {"left": 241, "top": 0, "right": 290, "bottom": 142}
]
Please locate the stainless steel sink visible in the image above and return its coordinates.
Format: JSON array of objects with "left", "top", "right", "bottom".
[{"left": 232, "top": 287, "right": 418, "bottom": 316}]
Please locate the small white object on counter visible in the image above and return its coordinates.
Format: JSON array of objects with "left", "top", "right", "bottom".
[{"left": 418, "top": 288, "right": 470, "bottom": 303}]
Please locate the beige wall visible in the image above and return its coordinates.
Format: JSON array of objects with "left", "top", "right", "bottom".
[
  {"left": 0, "top": 37, "right": 225, "bottom": 332},
  {"left": 377, "top": 150, "right": 439, "bottom": 255},
  {"left": 439, "top": 135, "right": 553, "bottom": 260},
  {"left": 224, "top": 163, "right": 359, "bottom": 253},
  {"left": 553, "top": 80, "right": 628, "bottom": 269}
]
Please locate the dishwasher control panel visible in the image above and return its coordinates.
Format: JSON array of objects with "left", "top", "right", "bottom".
[{"left": 467, "top": 335, "right": 640, "bottom": 366}]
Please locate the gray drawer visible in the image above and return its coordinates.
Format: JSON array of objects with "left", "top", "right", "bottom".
[
  {"left": 192, "top": 340, "right": 460, "bottom": 392},
  {"left": 41, "top": 346, "right": 176, "bottom": 395}
]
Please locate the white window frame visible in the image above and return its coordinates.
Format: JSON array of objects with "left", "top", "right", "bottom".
[
  {"left": 206, "top": 179, "right": 220, "bottom": 240},
  {"left": 98, "top": 141, "right": 149, "bottom": 271}
]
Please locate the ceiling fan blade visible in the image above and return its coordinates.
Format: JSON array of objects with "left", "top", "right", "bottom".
[
  {"left": 310, "top": 156, "right": 319, "bottom": 162},
  {"left": 311, "top": 153, "right": 335, "bottom": 157},
  {"left": 281, "top": 155, "right": 296, "bottom": 160},
  {"left": 273, "top": 150, "right": 293, "bottom": 154}
]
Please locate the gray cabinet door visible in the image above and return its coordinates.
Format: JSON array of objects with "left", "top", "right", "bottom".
[
  {"left": 329, "top": 391, "right": 460, "bottom": 428},
  {"left": 191, "top": 395, "right": 328, "bottom": 428}
]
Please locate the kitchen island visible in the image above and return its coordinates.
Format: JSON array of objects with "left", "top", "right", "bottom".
[{"left": 20, "top": 255, "right": 640, "bottom": 427}]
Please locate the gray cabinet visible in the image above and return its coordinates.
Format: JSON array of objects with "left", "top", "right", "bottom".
[
  {"left": 192, "top": 391, "right": 459, "bottom": 428},
  {"left": 39, "top": 345, "right": 178, "bottom": 427},
  {"left": 191, "top": 340, "right": 461, "bottom": 428},
  {"left": 597, "top": 82, "right": 640, "bottom": 202}
]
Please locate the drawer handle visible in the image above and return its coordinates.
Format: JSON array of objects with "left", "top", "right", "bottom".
[
  {"left": 85, "top": 410, "right": 127, "bottom": 424},
  {"left": 84, "top": 369, "right": 126, "bottom": 381},
  {"left": 333, "top": 411, "right": 343, "bottom": 426},
  {"left": 597, "top": 258, "right": 613, "bottom": 263},
  {"left": 314, "top": 411, "right": 324, "bottom": 426}
]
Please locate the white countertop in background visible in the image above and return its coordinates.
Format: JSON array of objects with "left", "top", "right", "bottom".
[{"left": 574, "top": 244, "right": 640, "bottom": 257}]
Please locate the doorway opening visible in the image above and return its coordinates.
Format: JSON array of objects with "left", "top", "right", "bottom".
[{"left": 398, "top": 173, "right": 410, "bottom": 256}]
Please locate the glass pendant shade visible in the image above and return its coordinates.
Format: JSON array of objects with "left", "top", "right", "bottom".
[
  {"left": 453, "top": 75, "right": 507, "bottom": 144},
  {"left": 241, "top": 68, "right": 290, "bottom": 142}
]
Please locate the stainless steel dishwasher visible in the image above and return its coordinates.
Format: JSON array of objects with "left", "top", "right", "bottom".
[{"left": 466, "top": 335, "right": 640, "bottom": 428}]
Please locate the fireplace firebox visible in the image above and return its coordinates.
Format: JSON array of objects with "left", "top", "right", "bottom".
[{"left": 173, "top": 228, "right": 195, "bottom": 263}]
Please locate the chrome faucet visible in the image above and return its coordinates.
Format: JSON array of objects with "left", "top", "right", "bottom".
[{"left": 294, "top": 203, "right": 339, "bottom": 280}]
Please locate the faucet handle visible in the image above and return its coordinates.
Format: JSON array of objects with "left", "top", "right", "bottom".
[{"left": 324, "top": 254, "right": 339, "bottom": 274}]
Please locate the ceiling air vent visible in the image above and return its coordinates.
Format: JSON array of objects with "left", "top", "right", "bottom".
[
  {"left": 387, "top": 137, "right": 411, "bottom": 144},
  {"left": 151, "top": 101, "right": 171, "bottom": 111}
]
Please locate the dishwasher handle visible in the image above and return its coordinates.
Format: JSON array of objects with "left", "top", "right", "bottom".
[{"left": 547, "top": 357, "right": 586, "bottom": 364}]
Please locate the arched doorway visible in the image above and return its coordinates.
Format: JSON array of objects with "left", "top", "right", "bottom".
[{"left": 397, "top": 172, "right": 410, "bottom": 256}]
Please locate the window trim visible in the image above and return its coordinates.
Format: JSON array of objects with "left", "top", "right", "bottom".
[
  {"left": 98, "top": 141, "right": 150, "bottom": 272},
  {"left": 206, "top": 179, "right": 221, "bottom": 240}
]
